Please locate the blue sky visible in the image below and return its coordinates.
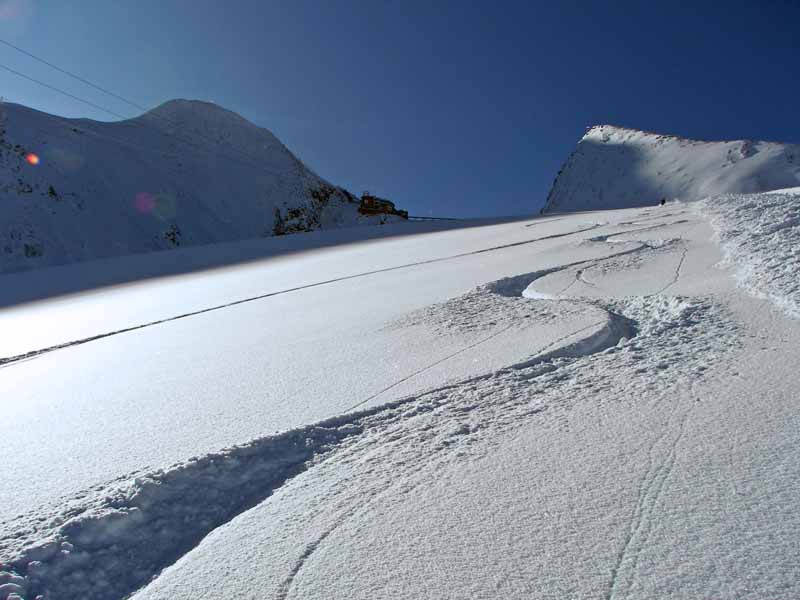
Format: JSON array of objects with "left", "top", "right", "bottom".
[{"left": 1, "top": 0, "right": 798, "bottom": 217}]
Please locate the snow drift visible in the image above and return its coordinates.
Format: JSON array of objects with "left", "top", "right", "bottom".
[
  {"left": 0, "top": 100, "right": 400, "bottom": 273},
  {"left": 543, "top": 125, "right": 800, "bottom": 213},
  {"left": 702, "top": 188, "right": 800, "bottom": 319}
]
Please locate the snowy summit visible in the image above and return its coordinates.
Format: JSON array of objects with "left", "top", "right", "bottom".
[
  {"left": 0, "top": 99, "right": 404, "bottom": 273},
  {"left": 544, "top": 124, "right": 800, "bottom": 213}
]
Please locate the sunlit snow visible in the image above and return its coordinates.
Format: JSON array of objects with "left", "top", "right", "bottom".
[{"left": 2, "top": 189, "right": 800, "bottom": 599}]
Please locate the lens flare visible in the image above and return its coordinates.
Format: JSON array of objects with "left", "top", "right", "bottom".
[
  {"left": 25, "top": 153, "right": 40, "bottom": 165},
  {"left": 0, "top": 0, "right": 28, "bottom": 21},
  {"left": 135, "top": 192, "right": 156, "bottom": 214}
]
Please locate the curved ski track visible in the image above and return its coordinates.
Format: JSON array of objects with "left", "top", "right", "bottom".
[
  {"left": 0, "top": 222, "right": 604, "bottom": 369},
  {"left": 1, "top": 210, "right": 723, "bottom": 600}
]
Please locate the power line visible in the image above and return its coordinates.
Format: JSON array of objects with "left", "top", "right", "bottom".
[
  {"left": 0, "top": 37, "right": 149, "bottom": 113},
  {"left": 0, "top": 39, "right": 312, "bottom": 181},
  {"left": 0, "top": 60, "right": 283, "bottom": 176},
  {"left": 0, "top": 62, "right": 129, "bottom": 119}
]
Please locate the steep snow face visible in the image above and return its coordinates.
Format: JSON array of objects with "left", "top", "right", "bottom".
[
  {"left": 0, "top": 100, "right": 396, "bottom": 273},
  {"left": 544, "top": 125, "right": 800, "bottom": 213}
]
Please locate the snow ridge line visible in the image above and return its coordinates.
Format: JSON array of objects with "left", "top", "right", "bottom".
[
  {"left": 0, "top": 265, "right": 674, "bottom": 600},
  {"left": 0, "top": 223, "right": 602, "bottom": 370}
]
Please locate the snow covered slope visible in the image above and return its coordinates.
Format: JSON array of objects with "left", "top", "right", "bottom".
[
  {"left": 543, "top": 125, "right": 800, "bottom": 213},
  {"left": 0, "top": 100, "right": 397, "bottom": 273},
  {"left": 2, "top": 196, "right": 800, "bottom": 599}
]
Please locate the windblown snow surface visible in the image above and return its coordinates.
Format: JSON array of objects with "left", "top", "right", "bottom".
[
  {"left": 1, "top": 190, "right": 799, "bottom": 599},
  {"left": 543, "top": 125, "right": 800, "bottom": 213},
  {"left": 0, "top": 100, "right": 398, "bottom": 273}
]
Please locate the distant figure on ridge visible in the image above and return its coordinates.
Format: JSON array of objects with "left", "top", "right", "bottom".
[{"left": 659, "top": 197, "right": 666, "bottom": 206}]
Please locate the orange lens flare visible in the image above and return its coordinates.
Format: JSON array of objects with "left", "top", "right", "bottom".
[
  {"left": 25, "top": 153, "right": 40, "bottom": 165},
  {"left": 135, "top": 192, "right": 156, "bottom": 214}
]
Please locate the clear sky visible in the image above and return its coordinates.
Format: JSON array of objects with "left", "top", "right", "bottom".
[{"left": 1, "top": 0, "right": 798, "bottom": 217}]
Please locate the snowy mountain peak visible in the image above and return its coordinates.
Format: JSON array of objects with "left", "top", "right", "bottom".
[
  {"left": 0, "top": 100, "right": 404, "bottom": 273},
  {"left": 140, "top": 99, "right": 270, "bottom": 140},
  {"left": 133, "top": 99, "right": 293, "bottom": 165},
  {"left": 583, "top": 124, "right": 758, "bottom": 152},
  {"left": 583, "top": 123, "right": 646, "bottom": 140},
  {"left": 582, "top": 124, "right": 688, "bottom": 144},
  {"left": 544, "top": 125, "right": 800, "bottom": 213},
  {"left": 145, "top": 98, "right": 249, "bottom": 122}
]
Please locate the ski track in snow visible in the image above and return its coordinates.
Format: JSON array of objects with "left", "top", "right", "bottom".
[
  {"left": 607, "top": 381, "right": 694, "bottom": 600},
  {"left": 0, "top": 221, "right": 605, "bottom": 370},
  {"left": 0, "top": 212, "right": 738, "bottom": 600},
  {"left": 655, "top": 247, "right": 688, "bottom": 295},
  {"left": 524, "top": 216, "right": 565, "bottom": 227},
  {"left": 581, "top": 218, "right": 691, "bottom": 248},
  {"left": 276, "top": 525, "right": 336, "bottom": 600},
  {"left": 543, "top": 217, "right": 694, "bottom": 298},
  {"left": 576, "top": 265, "right": 598, "bottom": 289},
  {"left": 344, "top": 321, "right": 518, "bottom": 413}
]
